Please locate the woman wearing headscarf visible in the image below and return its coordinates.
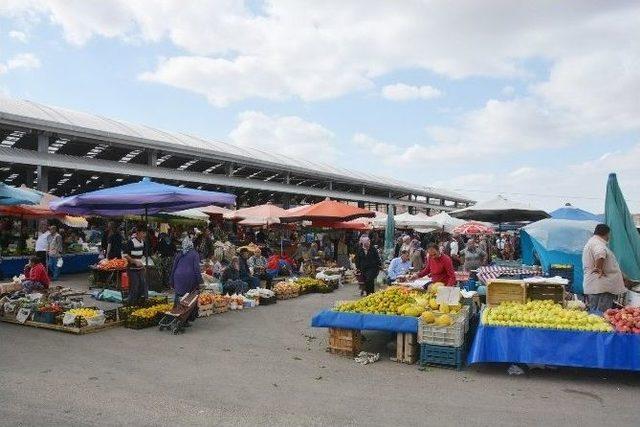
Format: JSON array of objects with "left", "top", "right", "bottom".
[{"left": 170, "top": 236, "right": 203, "bottom": 322}]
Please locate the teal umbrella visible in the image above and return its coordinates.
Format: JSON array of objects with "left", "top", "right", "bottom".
[
  {"left": 605, "top": 173, "right": 640, "bottom": 281},
  {"left": 383, "top": 205, "right": 395, "bottom": 260},
  {"left": 0, "top": 183, "right": 42, "bottom": 205}
]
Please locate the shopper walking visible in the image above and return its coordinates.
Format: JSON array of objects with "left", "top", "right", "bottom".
[
  {"left": 170, "top": 236, "right": 202, "bottom": 323},
  {"left": 157, "top": 230, "right": 176, "bottom": 288},
  {"left": 34, "top": 222, "right": 50, "bottom": 266},
  {"left": 47, "top": 225, "right": 63, "bottom": 281},
  {"left": 355, "top": 237, "right": 381, "bottom": 296}
]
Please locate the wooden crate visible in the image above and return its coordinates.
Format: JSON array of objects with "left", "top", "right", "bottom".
[
  {"left": 527, "top": 283, "right": 565, "bottom": 305},
  {"left": 486, "top": 279, "right": 526, "bottom": 307},
  {"left": 0, "top": 315, "right": 123, "bottom": 335},
  {"left": 328, "top": 328, "right": 362, "bottom": 357},
  {"left": 392, "top": 332, "right": 418, "bottom": 364}
]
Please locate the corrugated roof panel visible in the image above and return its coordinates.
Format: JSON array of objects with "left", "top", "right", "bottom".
[{"left": 0, "top": 97, "right": 472, "bottom": 202}]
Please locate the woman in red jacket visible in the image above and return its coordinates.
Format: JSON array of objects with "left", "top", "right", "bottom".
[{"left": 21, "top": 256, "right": 50, "bottom": 293}]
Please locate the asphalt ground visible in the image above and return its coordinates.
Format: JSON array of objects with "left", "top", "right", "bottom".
[{"left": 1, "top": 275, "right": 639, "bottom": 426}]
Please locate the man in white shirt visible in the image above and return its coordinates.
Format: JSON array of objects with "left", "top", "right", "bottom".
[
  {"left": 34, "top": 222, "right": 50, "bottom": 265},
  {"left": 582, "top": 224, "right": 627, "bottom": 312}
]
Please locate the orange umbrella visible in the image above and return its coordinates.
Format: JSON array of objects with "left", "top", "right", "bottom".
[
  {"left": 0, "top": 189, "right": 88, "bottom": 227},
  {"left": 280, "top": 199, "right": 375, "bottom": 222},
  {"left": 315, "top": 220, "right": 371, "bottom": 231}
]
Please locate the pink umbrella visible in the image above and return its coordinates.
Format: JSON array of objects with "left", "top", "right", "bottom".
[
  {"left": 452, "top": 221, "right": 494, "bottom": 235},
  {"left": 225, "top": 202, "right": 287, "bottom": 225}
]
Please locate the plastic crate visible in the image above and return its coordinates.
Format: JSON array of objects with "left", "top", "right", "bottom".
[
  {"left": 418, "top": 310, "right": 467, "bottom": 347},
  {"left": 32, "top": 311, "right": 56, "bottom": 324},
  {"left": 486, "top": 279, "right": 526, "bottom": 307},
  {"left": 419, "top": 343, "right": 465, "bottom": 370},
  {"left": 549, "top": 264, "right": 574, "bottom": 284}
]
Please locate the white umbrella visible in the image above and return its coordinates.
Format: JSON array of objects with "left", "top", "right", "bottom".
[
  {"left": 166, "top": 208, "right": 210, "bottom": 221},
  {"left": 374, "top": 211, "right": 438, "bottom": 230},
  {"left": 429, "top": 212, "right": 468, "bottom": 234}
]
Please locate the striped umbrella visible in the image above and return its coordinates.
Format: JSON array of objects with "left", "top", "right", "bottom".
[{"left": 452, "top": 221, "right": 494, "bottom": 235}]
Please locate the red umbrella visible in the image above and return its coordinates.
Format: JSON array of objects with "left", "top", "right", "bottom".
[
  {"left": 280, "top": 199, "right": 375, "bottom": 222},
  {"left": 452, "top": 221, "right": 494, "bottom": 235}
]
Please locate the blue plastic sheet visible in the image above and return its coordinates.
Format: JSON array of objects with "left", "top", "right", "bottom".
[
  {"left": 311, "top": 310, "right": 418, "bottom": 333},
  {"left": 468, "top": 323, "right": 640, "bottom": 371},
  {"left": 0, "top": 252, "right": 99, "bottom": 278}
]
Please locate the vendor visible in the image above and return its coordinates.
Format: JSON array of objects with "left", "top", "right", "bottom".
[
  {"left": 239, "top": 248, "right": 260, "bottom": 289},
  {"left": 21, "top": 256, "right": 50, "bottom": 293},
  {"left": 248, "top": 247, "right": 271, "bottom": 289},
  {"left": 582, "top": 224, "right": 628, "bottom": 312},
  {"left": 222, "top": 256, "right": 248, "bottom": 294},
  {"left": 34, "top": 222, "right": 50, "bottom": 265},
  {"left": 387, "top": 250, "right": 412, "bottom": 282},
  {"left": 123, "top": 226, "right": 149, "bottom": 305},
  {"left": 411, "top": 243, "right": 456, "bottom": 286}
]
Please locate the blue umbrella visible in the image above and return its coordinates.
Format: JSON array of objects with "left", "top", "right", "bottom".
[
  {"left": 383, "top": 205, "right": 395, "bottom": 260},
  {"left": 50, "top": 177, "right": 236, "bottom": 217},
  {"left": 0, "top": 183, "right": 42, "bottom": 206},
  {"left": 550, "top": 203, "right": 601, "bottom": 221},
  {"left": 605, "top": 173, "right": 640, "bottom": 281}
]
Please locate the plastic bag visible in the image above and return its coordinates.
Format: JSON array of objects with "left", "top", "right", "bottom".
[
  {"left": 86, "top": 313, "right": 106, "bottom": 327},
  {"left": 62, "top": 312, "right": 77, "bottom": 326},
  {"left": 56, "top": 258, "right": 64, "bottom": 268}
]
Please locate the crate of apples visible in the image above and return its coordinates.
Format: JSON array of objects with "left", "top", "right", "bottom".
[{"left": 604, "top": 307, "right": 640, "bottom": 333}]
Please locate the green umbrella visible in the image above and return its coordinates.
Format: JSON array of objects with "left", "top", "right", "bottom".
[
  {"left": 605, "top": 173, "right": 640, "bottom": 281},
  {"left": 383, "top": 205, "right": 395, "bottom": 260}
]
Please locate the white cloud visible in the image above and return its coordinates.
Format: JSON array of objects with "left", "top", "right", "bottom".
[
  {"left": 434, "top": 143, "right": 640, "bottom": 212},
  {"left": 501, "top": 85, "right": 515, "bottom": 97},
  {"left": 8, "top": 30, "right": 27, "bottom": 43},
  {"left": 0, "top": 53, "right": 40, "bottom": 74},
  {"left": 381, "top": 83, "right": 441, "bottom": 101},
  {"left": 352, "top": 133, "right": 400, "bottom": 157},
  {"left": 3, "top": 1, "right": 639, "bottom": 106},
  {"left": 228, "top": 111, "right": 338, "bottom": 163}
]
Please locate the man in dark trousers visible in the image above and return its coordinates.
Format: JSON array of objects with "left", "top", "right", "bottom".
[{"left": 355, "top": 236, "right": 381, "bottom": 296}]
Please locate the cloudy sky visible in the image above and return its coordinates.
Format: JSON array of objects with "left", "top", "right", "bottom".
[{"left": 1, "top": 0, "right": 639, "bottom": 212}]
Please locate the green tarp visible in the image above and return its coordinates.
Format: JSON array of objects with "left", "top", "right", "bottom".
[{"left": 605, "top": 173, "right": 640, "bottom": 281}]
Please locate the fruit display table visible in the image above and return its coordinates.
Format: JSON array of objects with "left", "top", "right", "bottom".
[
  {"left": 0, "top": 252, "right": 100, "bottom": 278},
  {"left": 311, "top": 310, "right": 419, "bottom": 333},
  {"left": 467, "top": 323, "right": 640, "bottom": 371}
]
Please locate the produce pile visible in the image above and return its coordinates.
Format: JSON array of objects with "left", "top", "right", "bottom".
[
  {"left": 198, "top": 293, "right": 229, "bottom": 307},
  {"left": 66, "top": 308, "right": 100, "bottom": 319},
  {"left": 37, "top": 302, "right": 63, "bottom": 314},
  {"left": 245, "top": 288, "right": 275, "bottom": 299},
  {"left": 604, "top": 307, "right": 640, "bottom": 333},
  {"left": 126, "top": 303, "right": 173, "bottom": 329},
  {"left": 335, "top": 284, "right": 462, "bottom": 319},
  {"left": 296, "top": 277, "right": 332, "bottom": 294},
  {"left": 273, "top": 282, "right": 300, "bottom": 299},
  {"left": 482, "top": 300, "right": 613, "bottom": 332},
  {"left": 97, "top": 258, "right": 128, "bottom": 270}
]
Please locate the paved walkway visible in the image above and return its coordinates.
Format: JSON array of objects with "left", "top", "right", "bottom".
[{"left": 1, "top": 275, "right": 639, "bottom": 426}]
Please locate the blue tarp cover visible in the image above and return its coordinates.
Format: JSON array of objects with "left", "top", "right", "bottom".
[
  {"left": 311, "top": 310, "right": 419, "bottom": 333},
  {"left": 468, "top": 323, "right": 640, "bottom": 371}
]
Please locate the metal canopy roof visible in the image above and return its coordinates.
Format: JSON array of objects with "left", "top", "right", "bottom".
[{"left": 0, "top": 97, "right": 471, "bottom": 203}]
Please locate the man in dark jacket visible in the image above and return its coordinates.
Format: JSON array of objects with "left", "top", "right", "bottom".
[{"left": 355, "top": 237, "right": 381, "bottom": 296}]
